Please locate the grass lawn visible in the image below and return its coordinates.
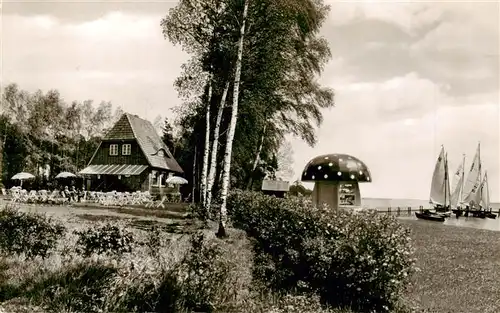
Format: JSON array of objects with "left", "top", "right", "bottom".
[{"left": 402, "top": 219, "right": 500, "bottom": 313}]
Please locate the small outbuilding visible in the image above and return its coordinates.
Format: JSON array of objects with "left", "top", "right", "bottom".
[
  {"left": 261, "top": 179, "right": 290, "bottom": 198},
  {"left": 301, "top": 153, "right": 372, "bottom": 210}
]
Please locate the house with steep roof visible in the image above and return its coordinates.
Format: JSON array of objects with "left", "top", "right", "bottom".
[{"left": 79, "top": 113, "right": 184, "bottom": 194}]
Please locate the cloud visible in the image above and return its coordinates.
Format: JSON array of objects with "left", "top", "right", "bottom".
[
  {"left": 323, "top": 72, "right": 452, "bottom": 122},
  {"left": 2, "top": 11, "right": 189, "bottom": 122},
  {"left": 291, "top": 73, "right": 499, "bottom": 201},
  {"left": 323, "top": 1, "right": 499, "bottom": 96}
]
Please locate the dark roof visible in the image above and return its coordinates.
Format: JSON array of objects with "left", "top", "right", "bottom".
[
  {"left": 301, "top": 154, "right": 371, "bottom": 183},
  {"left": 102, "top": 113, "right": 183, "bottom": 173}
]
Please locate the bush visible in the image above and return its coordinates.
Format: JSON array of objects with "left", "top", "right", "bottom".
[
  {"left": 268, "top": 294, "right": 346, "bottom": 313},
  {"left": 107, "top": 229, "right": 254, "bottom": 313},
  {"left": 227, "top": 190, "right": 416, "bottom": 312},
  {"left": 74, "top": 222, "right": 134, "bottom": 257},
  {"left": 25, "top": 261, "right": 117, "bottom": 313},
  {"left": 0, "top": 204, "right": 65, "bottom": 259}
]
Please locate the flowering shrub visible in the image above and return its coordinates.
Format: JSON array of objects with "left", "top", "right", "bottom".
[
  {"left": 268, "top": 294, "right": 339, "bottom": 313},
  {"left": 0, "top": 204, "right": 65, "bottom": 259},
  {"left": 227, "top": 190, "right": 416, "bottom": 312},
  {"left": 74, "top": 222, "right": 134, "bottom": 257}
]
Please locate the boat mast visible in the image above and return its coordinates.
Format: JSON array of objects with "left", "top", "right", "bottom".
[
  {"left": 444, "top": 152, "right": 448, "bottom": 208},
  {"left": 460, "top": 154, "right": 465, "bottom": 207},
  {"left": 477, "top": 142, "right": 482, "bottom": 210}
]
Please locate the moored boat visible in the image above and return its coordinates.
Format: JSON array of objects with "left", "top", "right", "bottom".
[
  {"left": 486, "top": 211, "right": 497, "bottom": 219},
  {"left": 415, "top": 211, "right": 445, "bottom": 222},
  {"left": 428, "top": 146, "right": 451, "bottom": 217},
  {"left": 461, "top": 143, "right": 484, "bottom": 218}
]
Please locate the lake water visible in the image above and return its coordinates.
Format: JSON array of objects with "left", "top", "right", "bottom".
[
  {"left": 362, "top": 198, "right": 500, "bottom": 232},
  {"left": 314, "top": 197, "right": 500, "bottom": 231},
  {"left": 362, "top": 198, "right": 500, "bottom": 211}
]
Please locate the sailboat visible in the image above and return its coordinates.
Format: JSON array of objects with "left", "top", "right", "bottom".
[
  {"left": 416, "top": 146, "right": 450, "bottom": 221},
  {"left": 481, "top": 172, "right": 496, "bottom": 219},
  {"left": 462, "top": 142, "right": 482, "bottom": 212},
  {"left": 430, "top": 147, "right": 451, "bottom": 213},
  {"left": 450, "top": 154, "right": 465, "bottom": 216}
]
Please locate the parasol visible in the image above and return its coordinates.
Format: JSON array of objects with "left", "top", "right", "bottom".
[
  {"left": 166, "top": 176, "right": 188, "bottom": 185},
  {"left": 11, "top": 172, "right": 35, "bottom": 180},
  {"left": 55, "top": 172, "right": 77, "bottom": 179}
]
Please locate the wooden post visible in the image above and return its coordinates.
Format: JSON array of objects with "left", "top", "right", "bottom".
[{"left": 388, "top": 207, "right": 391, "bottom": 213}]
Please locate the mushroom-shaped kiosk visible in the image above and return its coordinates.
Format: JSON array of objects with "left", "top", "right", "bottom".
[{"left": 301, "top": 154, "right": 372, "bottom": 210}]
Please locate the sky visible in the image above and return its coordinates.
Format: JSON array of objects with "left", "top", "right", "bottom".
[{"left": 1, "top": 0, "right": 499, "bottom": 201}]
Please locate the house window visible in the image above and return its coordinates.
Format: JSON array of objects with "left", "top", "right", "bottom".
[
  {"left": 122, "top": 144, "right": 131, "bottom": 155},
  {"left": 151, "top": 171, "right": 159, "bottom": 187},
  {"left": 160, "top": 173, "right": 166, "bottom": 187},
  {"left": 167, "top": 173, "right": 174, "bottom": 188},
  {"left": 109, "top": 144, "right": 118, "bottom": 156}
]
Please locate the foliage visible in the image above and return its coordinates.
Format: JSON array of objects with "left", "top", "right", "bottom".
[
  {"left": 74, "top": 223, "right": 134, "bottom": 257},
  {"left": 144, "top": 225, "right": 163, "bottom": 259},
  {"left": 289, "top": 180, "right": 313, "bottom": 196},
  {"left": 0, "top": 83, "right": 121, "bottom": 188},
  {"left": 227, "top": 190, "right": 416, "bottom": 312},
  {"left": 0, "top": 204, "right": 65, "bottom": 259},
  {"left": 161, "top": 117, "right": 177, "bottom": 154},
  {"left": 102, "top": 229, "right": 254, "bottom": 313},
  {"left": 25, "top": 261, "right": 117, "bottom": 313},
  {"left": 268, "top": 294, "right": 345, "bottom": 313},
  {"left": 161, "top": 0, "right": 335, "bottom": 201}
]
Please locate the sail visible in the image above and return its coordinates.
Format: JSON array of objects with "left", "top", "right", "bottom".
[
  {"left": 463, "top": 143, "right": 481, "bottom": 202},
  {"left": 471, "top": 174, "right": 483, "bottom": 208},
  {"left": 481, "top": 172, "right": 490, "bottom": 211},
  {"left": 444, "top": 153, "right": 451, "bottom": 207},
  {"left": 429, "top": 146, "right": 447, "bottom": 206},
  {"left": 450, "top": 155, "right": 465, "bottom": 208}
]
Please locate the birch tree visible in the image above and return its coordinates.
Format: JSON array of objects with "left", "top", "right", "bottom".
[
  {"left": 200, "top": 81, "right": 212, "bottom": 208},
  {"left": 164, "top": 0, "right": 334, "bottom": 227},
  {"left": 217, "top": 0, "right": 249, "bottom": 238},
  {"left": 162, "top": 0, "right": 231, "bottom": 204},
  {"left": 206, "top": 81, "right": 230, "bottom": 216}
]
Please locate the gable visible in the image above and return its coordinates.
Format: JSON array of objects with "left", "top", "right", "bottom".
[
  {"left": 86, "top": 113, "right": 183, "bottom": 173},
  {"left": 104, "top": 114, "right": 135, "bottom": 140}
]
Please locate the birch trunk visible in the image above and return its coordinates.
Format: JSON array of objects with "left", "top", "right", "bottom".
[
  {"left": 192, "top": 145, "right": 197, "bottom": 204},
  {"left": 246, "top": 122, "right": 267, "bottom": 190},
  {"left": 200, "top": 80, "right": 213, "bottom": 208},
  {"left": 217, "top": 0, "right": 249, "bottom": 238},
  {"left": 206, "top": 81, "right": 230, "bottom": 216}
]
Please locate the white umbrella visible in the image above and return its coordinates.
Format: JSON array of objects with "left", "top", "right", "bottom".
[
  {"left": 55, "top": 172, "right": 77, "bottom": 179},
  {"left": 11, "top": 172, "right": 35, "bottom": 180},
  {"left": 166, "top": 176, "right": 188, "bottom": 185}
]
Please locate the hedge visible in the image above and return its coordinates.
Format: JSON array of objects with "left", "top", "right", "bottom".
[{"left": 227, "top": 190, "right": 416, "bottom": 312}]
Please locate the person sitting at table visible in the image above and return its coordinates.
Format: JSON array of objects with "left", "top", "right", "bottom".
[
  {"left": 70, "top": 186, "right": 78, "bottom": 202},
  {"left": 78, "top": 187, "right": 86, "bottom": 202},
  {"left": 62, "top": 186, "right": 71, "bottom": 202}
]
